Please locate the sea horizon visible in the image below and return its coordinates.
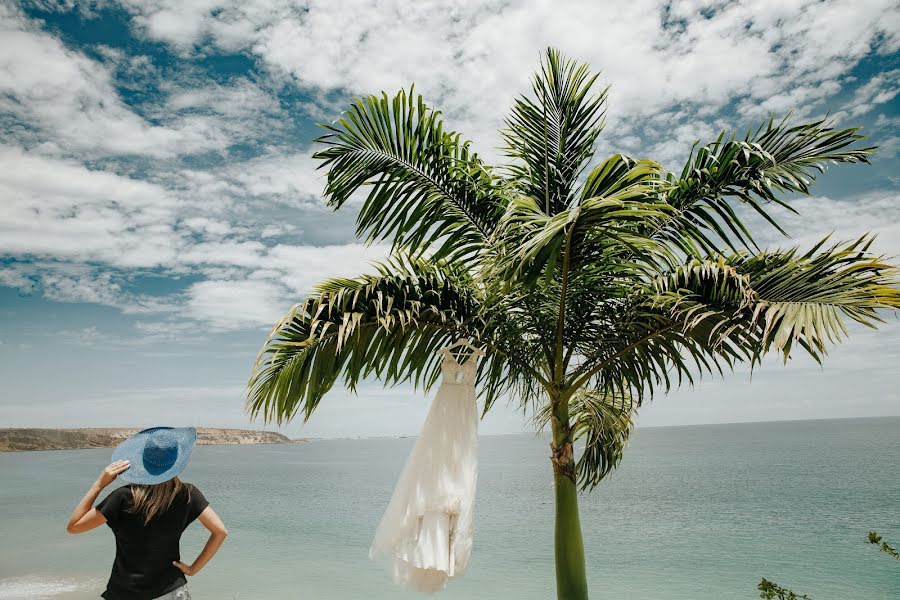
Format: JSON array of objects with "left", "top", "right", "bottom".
[{"left": 5, "top": 414, "right": 899, "bottom": 444}]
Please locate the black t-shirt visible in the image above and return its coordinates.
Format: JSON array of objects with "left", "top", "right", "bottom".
[{"left": 96, "top": 483, "right": 209, "bottom": 600}]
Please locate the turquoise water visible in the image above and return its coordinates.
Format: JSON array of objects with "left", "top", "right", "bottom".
[{"left": 1, "top": 417, "right": 898, "bottom": 599}]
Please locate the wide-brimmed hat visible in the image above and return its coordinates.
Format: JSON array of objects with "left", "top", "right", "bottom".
[{"left": 112, "top": 427, "right": 197, "bottom": 485}]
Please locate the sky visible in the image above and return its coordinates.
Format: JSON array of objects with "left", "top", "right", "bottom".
[{"left": 0, "top": 0, "right": 898, "bottom": 439}]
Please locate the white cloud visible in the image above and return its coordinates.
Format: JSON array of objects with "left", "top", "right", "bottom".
[
  {"left": 0, "top": 140, "right": 387, "bottom": 331},
  {"left": 844, "top": 69, "right": 900, "bottom": 117},
  {"left": 748, "top": 190, "right": 900, "bottom": 259},
  {"left": 264, "top": 242, "right": 386, "bottom": 295},
  {"left": 186, "top": 278, "right": 288, "bottom": 329},
  {"left": 0, "top": 240, "right": 385, "bottom": 332},
  {"left": 0, "top": 146, "right": 181, "bottom": 267},
  {"left": 127, "top": 0, "right": 229, "bottom": 52},
  {"left": 179, "top": 240, "right": 268, "bottom": 269},
  {"left": 184, "top": 242, "right": 387, "bottom": 329},
  {"left": 0, "top": 5, "right": 294, "bottom": 162},
  {"left": 738, "top": 81, "right": 842, "bottom": 120},
  {"left": 0, "top": 9, "right": 225, "bottom": 158},
  {"left": 0, "top": 265, "right": 35, "bottom": 292},
  {"left": 165, "top": 77, "right": 280, "bottom": 118},
  {"left": 38, "top": 271, "right": 125, "bottom": 306},
  {"left": 227, "top": 151, "right": 324, "bottom": 203},
  {"left": 0, "top": 0, "right": 897, "bottom": 434},
  {"left": 181, "top": 217, "right": 235, "bottom": 238},
  {"left": 110, "top": 0, "right": 898, "bottom": 160},
  {"left": 2, "top": 0, "right": 898, "bottom": 341},
  {"left": 0, "top": 261, "right": 176, "bottom": 314},
  {"left": 157, "top": 76, "right": 288, "bottom": 146},
  {"left": 260, "top": 223, "right": 298, "bottom": 238},
  {"left": 638, "top": 118, "right": 721, "bottom": 170},
  {"left": 120, "top": 0, "right": 292, "bottom": 53}
]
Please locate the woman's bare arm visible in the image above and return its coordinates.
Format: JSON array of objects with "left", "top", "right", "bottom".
[
  {"left": 66, "top": 460, "right": 130, "bottom": 534},
  {"left": 173, "top": 506, "right": 228, "bottom": 576}
]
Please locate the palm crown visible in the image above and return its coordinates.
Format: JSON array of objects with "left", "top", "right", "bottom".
[{"left": 247, "top": 49, "right": 899, "bottom": 599}]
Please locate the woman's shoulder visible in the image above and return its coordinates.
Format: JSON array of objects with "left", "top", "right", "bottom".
[
  {"left": 98, "top": 484, "right": 133, "bottom": 512},
  {"left": 179, "top": 481, "right": 205, "bottom": 501},
  {"left": 177, "top": 481, "right": 210, "bottom": 518},
  {"left": 108, "top": 484, "right": 136, "bottom": 500}
]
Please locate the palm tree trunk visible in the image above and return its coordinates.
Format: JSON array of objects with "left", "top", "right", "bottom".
[{"left": 551, "top": 401, "right": 589, "bottom": 600}]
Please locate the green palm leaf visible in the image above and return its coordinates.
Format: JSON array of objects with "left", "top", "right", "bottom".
[
  {"left": 503, "top": 48, "right": 608, "bottom": 215},
  {"left": 248, "top": 256, "right": 548, "bottom": 424},
  {"left": 314, "top": 88, "right": 504, "bottom": 262},
  {"left": 652, "top": 236, "right": 900, "bottom": 362},
  {"left": 660, "top": 117, "right": 874, "bottom": 254},
  {"left": 247, "top": 257, "right": 483, "bottom": 424},
  {"left": 537, "top": 389, "right": 637, "bottom": 491},
  {"left": 497, "top": 154, "right": 671, "bottom": 280}
]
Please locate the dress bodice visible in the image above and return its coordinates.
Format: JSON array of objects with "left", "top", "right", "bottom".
[{"left": 440, "top": 351, "right": 478, "bottom": 386}]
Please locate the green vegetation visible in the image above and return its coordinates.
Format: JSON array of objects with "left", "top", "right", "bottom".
[
  {"left": 246, "top": 49, "right": 900, "bottom": 599},
  {"left": 760, "top": 531, "right": 898, "bottom": 598},
  {"left": 868, "top": 531, "right": 900, "bottom": 560},
  {"left": 758, "top": 578, "right": 812, "bottom": 600}
]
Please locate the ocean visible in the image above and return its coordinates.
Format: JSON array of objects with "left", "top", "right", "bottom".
[{"left": 1, "top": 417, "right": 898, "bottom": 599}]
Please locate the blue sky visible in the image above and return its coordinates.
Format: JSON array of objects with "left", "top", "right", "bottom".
[{"left": 1, "top": 0, "right": 898, "bottom": 438}]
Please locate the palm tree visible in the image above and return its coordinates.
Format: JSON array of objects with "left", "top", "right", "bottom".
[{"left": 246, "top": 49, "right": 900, "bottom": 599}]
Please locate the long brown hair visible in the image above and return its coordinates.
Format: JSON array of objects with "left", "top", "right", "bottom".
[{"left": 129, "top": 477, "right": 190, "bottom": 525}]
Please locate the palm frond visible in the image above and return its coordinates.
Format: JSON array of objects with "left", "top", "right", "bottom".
[
  {"left": 247, "top": 255, "right": 549, "bottom": 425},
  {"left": 660, "top": 117, "right": 874, "bottom": 254},
  {"left": 535, "top": 388, "right": 636, "bottom": 491},
  {"left": 503, "top": 48, "right": 608, "bottom": 215},
  {"left": 247, "top": 257, "right": 483, "bottom": 424},
  {"left": 314, "top": 88, "right": 504, "bottom": 262},
  {"left": 569, "top": 308, "right": 728, "bottom": 404},
  {"left": 496, "top": 154, "right": 671, "bottom": 285},
  {"left": 653, "top": 235, "right": 900, "bottom": 363}
]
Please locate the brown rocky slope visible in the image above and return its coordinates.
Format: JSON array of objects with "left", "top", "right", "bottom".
[{"left": 0, "top": 428, "right": 297, "bottom": 452}]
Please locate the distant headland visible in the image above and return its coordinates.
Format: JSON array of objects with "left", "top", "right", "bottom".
[{"left": 0, "top": 428, "right": 302, "bottom": 452}]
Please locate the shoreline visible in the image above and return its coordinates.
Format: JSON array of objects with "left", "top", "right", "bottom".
[
  {"left": 2, "top": 416, "right": 897, "bottom": 452},
  {"left": 0, "top": 427, "right": 306, "bottom": 453}
]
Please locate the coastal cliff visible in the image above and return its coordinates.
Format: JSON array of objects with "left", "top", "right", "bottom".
[{"left": 0, "top": 427, "right": 298, "bottom": 452}]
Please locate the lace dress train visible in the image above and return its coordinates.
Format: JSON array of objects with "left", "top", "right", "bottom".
[{"left": 370, "top": 350, "right": 479, "bottom": 593}]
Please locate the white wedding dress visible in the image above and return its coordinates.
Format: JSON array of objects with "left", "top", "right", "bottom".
[{"left": 370, "top": 348, "right": 479, "bottom": 593}]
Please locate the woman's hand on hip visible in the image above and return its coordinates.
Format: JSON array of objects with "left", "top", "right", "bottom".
[
  {"left": 173, "top": 561, "right": 198, "bottom": 576},
  {"left": 97, "top": 460, "right": 130, "bottom": 488}
]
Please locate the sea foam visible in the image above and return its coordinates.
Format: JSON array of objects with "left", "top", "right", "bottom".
[{"left": 0, "top": 575, "right": 93, "bottom": 599}]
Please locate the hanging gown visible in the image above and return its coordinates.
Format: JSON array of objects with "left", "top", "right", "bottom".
[{"left": 370, "top": 348, "right": 479, "bottom": 593}]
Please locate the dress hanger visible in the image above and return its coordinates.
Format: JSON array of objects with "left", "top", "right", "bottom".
[{"left": 439, "top": 339, "right": 485, "bottom": 362}]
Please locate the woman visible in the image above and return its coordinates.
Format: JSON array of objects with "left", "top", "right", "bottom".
[{"left": 66, "top": 426, "right": 228, "bottom": 600}]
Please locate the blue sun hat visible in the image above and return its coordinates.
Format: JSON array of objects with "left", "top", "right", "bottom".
[{"left": 111, "top": 427, "right": 197, "bottom": 485}]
